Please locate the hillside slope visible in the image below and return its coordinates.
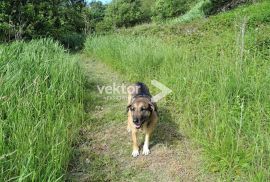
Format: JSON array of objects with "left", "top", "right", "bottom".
[{"left": 85, "top": 1, "right": 270, "bottom": 181}]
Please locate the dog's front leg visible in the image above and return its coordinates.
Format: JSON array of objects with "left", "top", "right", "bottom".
[
  {"left": 127, "top": 120, "right": 131, "bottom": 133},
  {"left": 142, "top": 132, "right": 151, "bottom": 155},
  {"left": 131, "top": 130, "right": 139, "bottom": 157}
]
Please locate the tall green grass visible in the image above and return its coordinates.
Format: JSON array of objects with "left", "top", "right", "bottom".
[
  {"left": 0, "top": 39, "right": 83, "bottom": 181},
  {"left": 84, "top": 2, "right": 270, "bottom": 180}
]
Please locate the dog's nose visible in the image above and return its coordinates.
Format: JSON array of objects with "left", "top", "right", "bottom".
[{"left": 133, "top": 118, "right": 139, "bottom": 124}]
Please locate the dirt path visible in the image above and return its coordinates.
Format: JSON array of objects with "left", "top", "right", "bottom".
[{"left": 67, "top": 55, "right": 214, "bottom": 181}]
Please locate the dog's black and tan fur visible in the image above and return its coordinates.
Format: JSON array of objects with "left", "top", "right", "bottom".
[{"left": 127, "top": 82, "right": 158, "bottom": 157}]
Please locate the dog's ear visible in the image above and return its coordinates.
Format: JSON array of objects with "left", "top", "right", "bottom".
[
  {"left": 148, "top": 102, "right": 156, "bottom": 112},
  {"left": 126, "top": 104, "right": 132, "bottom": 112}
]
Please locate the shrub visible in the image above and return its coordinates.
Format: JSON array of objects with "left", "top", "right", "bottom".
[
  {"left": 207, "top": 0, "right": 252, "bottom": 15},
  {"left": 59, "top": 32, "right": 86, "bottom": 51},
  {"left": 104, "top": 0, "right": 145, "bottom": 28},
  {"left": 95, "top": 20, "right": 114, "bottom": 33},
  {"left": 151, "top": 0, "right": 190, "bottom": 21}
]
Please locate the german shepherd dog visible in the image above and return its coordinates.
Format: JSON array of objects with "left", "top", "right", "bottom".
[{"left": 127, "top": 82, "right": 158, "bottom": 157}]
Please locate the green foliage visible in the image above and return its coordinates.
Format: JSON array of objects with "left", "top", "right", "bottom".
[
  {"left": 140, "top": 0, "right": 155, "bottom": 21},
  {"left": 89, "top": 1, "right": 107, "bottom": 23},
  {"left": 59, "top": 32, "right": 86, "bottom": 51},
  {"left": 0, "top": 0, "right": 87, "bottom": 49},
  {"left": 151, "top": 0, "right": 190, "bottom": 21},
  {"left": 95, "top": 19, "right": 114, "bottom": 33},
  {"left": 0, "top": 0, "right": 259, "bottom": 44},
  {"left": 119, "top": 1, "right": 270, "bottom": 38},
  {"left": 85, "top": 1, "right": 107, "bottom": 32},
  {"left": 85, "top": 1, "right": 270, "bottom": 180},
  {"left": 0, "top": 39, "right": 84, "bottom": 181},
  {"left": 207, "top": 0, "right": 253, "bottom": 15},
  {"left": 168, "top": 0, "right": 211, "bottom": 24},
  {"left": 104, "top": 0, "right": 145, "bottom": 28}
]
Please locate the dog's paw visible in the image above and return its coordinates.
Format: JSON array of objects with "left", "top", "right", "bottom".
[
  {"left": 142, "top": 147, "right": 150, "bottom": 155},
  {"left": 132, "top": 150, "right": 139, "bottom": 157},
  {"left": 127, "top": 127, "right": 131, "bottom": 133}
]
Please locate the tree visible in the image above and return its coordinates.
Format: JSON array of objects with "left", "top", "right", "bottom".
[
  {"left": 140, "top": 0, "right": 155, "bottom": 22},
  {"left": 151, "top": 0, "right": 189, "bottom": 21},
  {"left": 84, "top": 1, "right": 107, "bottom": 33},
  {"left": 0, "top": 0, "right": 87, "bottom": 47},
  {"left": 104, "top": 0, "right": 144, "bottom": 28},
  {"left": 89, "top": 1, "right": 106, "bottom": 23}
]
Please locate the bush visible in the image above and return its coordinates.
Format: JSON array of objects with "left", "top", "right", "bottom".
[
  {"left": 0, "top": 0, "right": 86, "bottom": 50},
  {"left": 207, "top": 0, "right": 252, "bottom": 15},
  {"left": 95, "top": 20, "right": 114, "bottom": 33},
  {"left": 151, "top": 0, "right": 190, "bottom": 21},
  {"left": 104, "top": 0, "right": 145, "bottom": 28},
  {"left": 59, "top": 32, "right": 86, "bottom": 51}
]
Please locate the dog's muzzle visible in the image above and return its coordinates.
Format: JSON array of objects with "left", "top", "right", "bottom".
[{"left": 133, "top": 118, "right": 146, "bottom": 129}]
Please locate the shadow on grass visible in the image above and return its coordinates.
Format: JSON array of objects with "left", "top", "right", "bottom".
[{"left": 149, "top": 107, "right": 184, "bottom": 149}]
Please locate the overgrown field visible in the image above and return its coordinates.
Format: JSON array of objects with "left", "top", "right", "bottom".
[
  {"left": 85, "top": 2, "right": 270, "bottom": 180},
  {"left": 0, "top": 39, "right": 83, "bottom": 181}
]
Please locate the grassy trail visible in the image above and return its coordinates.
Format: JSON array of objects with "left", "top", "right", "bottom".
[{"left": 67, "top": 55, "right": 214, "bottom": 181}]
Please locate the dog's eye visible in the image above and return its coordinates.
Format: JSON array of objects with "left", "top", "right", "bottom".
[
  {"left": 130, "top": 107, "right": 135, "bottom": 111},
  {"left": 141, "top": 108, "right": 147, "bottom": 111}
]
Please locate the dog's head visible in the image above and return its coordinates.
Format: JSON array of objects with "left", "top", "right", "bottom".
[{"left": 127, "top": 98, "right": 155, "bottom": 129}]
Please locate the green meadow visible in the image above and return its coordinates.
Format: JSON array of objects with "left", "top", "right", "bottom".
[
  {"left": 85, "top": 1, "right": 270, "bottom": 180},
  {"left": 0, "top": 0, "right": 269, "bottom": 181}
]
